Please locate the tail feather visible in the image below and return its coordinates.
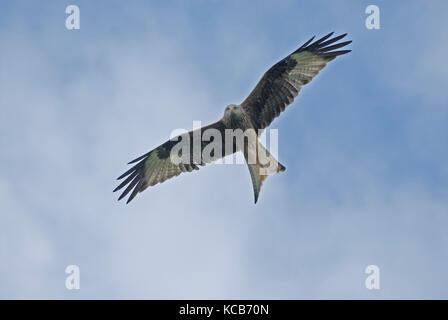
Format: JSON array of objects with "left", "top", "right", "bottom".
[{"left": 244, "top": 140, "right": 285, "bottom": 203}]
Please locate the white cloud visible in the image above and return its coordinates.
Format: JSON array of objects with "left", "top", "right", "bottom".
[{"left": 1, "top": 1, "right": 447, "bottom": 299}]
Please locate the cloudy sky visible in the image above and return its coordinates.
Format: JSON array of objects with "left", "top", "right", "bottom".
[{"left": 1, "top": 0, "right": 447, "bottom": 299}]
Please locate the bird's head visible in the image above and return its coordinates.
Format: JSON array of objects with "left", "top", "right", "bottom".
[
  {"left": 224, "top": 104, "right": 241, "bottom": 118},
  {"left": 223, "top": 104, "right": 243, "bottom": 126}
]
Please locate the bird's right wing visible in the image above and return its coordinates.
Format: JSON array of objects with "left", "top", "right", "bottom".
[
  {"left": 114, "top": 120, "right": 228, "bottom": 204},
  {"left": 241, "top": 32, "right": 351, "bottom": 131}
]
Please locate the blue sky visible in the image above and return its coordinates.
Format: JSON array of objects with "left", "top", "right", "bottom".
[{"left": 0, "top": 0, "right": 447, "bottom": 299}]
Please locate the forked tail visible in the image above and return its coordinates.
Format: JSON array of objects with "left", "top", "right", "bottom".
[{"left": 244, "top": 140, "right": 285, "bottom": 203}]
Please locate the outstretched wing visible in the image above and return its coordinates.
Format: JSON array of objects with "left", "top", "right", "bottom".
[
  {"left": 114, "top": 120, "right": 228, "bottom": 204},
  {"left": 241, "top": 32, "right": 351, "bottom": 131}
]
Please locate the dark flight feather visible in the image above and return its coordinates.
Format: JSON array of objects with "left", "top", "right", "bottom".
[
  {"left": 114, "top": 120, "right": 229, "bottom": 203},
  {"left": 114, "top": 33, "right": 352, "bottom": 204},
  {"left": 242, "top": 33, "right": 351, "bottom": 130}
]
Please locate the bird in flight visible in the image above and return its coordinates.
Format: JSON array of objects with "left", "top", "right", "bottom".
[{"left": 114, "top": 32, "right": 351, "bottom": 204}]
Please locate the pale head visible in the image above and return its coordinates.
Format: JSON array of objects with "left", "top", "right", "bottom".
[
  {"left": 222, "top": 104, "right": 243, "bottom": 127},
  {"left": 224, "top": 104, "right": 242, "bottom": 118}
]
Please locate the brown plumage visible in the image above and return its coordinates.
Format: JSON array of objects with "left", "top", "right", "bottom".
[{"left": 114, "top": 33, "right": 351, "bottom": 204}]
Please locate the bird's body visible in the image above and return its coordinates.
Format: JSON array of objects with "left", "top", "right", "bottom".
[
  {"left": 114, "top": 33, "right": 352, "bottom": 204},
  {"left": 221, "top": 104, "right": 286, "bottom": 202}
]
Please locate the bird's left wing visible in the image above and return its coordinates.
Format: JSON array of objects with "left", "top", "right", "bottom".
[
  {"left": 241, "top": 32, "right": 351, "bottom": 131},
  {"left": 114, "top": 120, "right": 228, "bottom": 204}
]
